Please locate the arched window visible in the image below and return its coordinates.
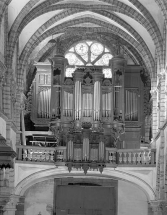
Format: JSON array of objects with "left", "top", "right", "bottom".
[{"left": 65, "top": 40, "right": 113, "bottom": 78}]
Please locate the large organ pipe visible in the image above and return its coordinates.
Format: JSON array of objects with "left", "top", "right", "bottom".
[
  {"left": 83, "top": 138, "right": 89, "bottom": 161},
  {"left": 99, "top": 141, "right": 104, "bottom": 161},
  {"left": 94, "top": 81, "right": 101, "bottom": 121},
  {"left": 37, "top": 88, "right": 51, "bottom": 118},
  {"left": 75, "top": 81, "right": 81, "bottom": 120},
  {"left": 102, "top": 92, "right": 112, "bottom": 117},
  {"left": 63, "top": 91, "right": 73, "bottom": 117},
  {"left": 67, "top": 140, "right": 73, "bottom": 160},
  {"left": 125, "top": 89, "right": 138, "bottom": 121}
]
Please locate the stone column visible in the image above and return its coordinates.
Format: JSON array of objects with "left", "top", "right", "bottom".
[
  {"left": 150, "top": 89, "right": 158, "bottom": 147},
  {"left": 158, "top": 71, "right": 166, "bottom": 127},
  {"left": 0, "top": 74, "right": 4, "bottom": 111},
  {"left": 49, "top": 55, "right": 67, "bottom": 119},
  {"left": 15, "top": 89, "right": 24, "bottom": 146},
  {"left": 2, "top": 69, "right": 13, "bottom": 118}
]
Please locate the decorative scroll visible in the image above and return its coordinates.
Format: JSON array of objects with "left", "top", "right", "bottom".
[
  {"left": 75, "top": 81, "right": 82, "bottom": 120},
  {"left": 125, "top": 89, "right": 138, "bottom": 121},
  {"left": 94, "top": 81, "right": 101, "bottom": 121},
  {"left": 102, "top": 92, "right": 112, "bottom": 117},
  {"left": 37, "top": 87, "right": 51, "bottom": 118},
  {"left": 83, "top": 93, "right": 92, "bottom": 117},
  {"left": 63, "top": 91, "right": 73, "bottom": 117}
]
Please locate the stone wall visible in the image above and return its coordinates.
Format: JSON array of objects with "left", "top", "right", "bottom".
[{"left": 24, "top": 179, "right": 54, "bottom": 215}]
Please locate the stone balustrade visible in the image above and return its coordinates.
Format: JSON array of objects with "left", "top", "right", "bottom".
[
  {"left": 106, "top": 148, "right": 156, "bottom": 166},
  {"left": 16, "top": 145, "right": 156, "bottom": 167},
  {"left": 16, "top": 145, "right": 66, "bottom": 163}
]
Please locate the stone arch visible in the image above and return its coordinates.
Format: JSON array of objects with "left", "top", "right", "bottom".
[
  {"left": 15, "top": 167, "right": 156, "bottom": 202},
  {"left": 0, "top": 0, "right": 12, "bottom": 24},
  {"left": 17, "top": 18, "right": 154, "bottom": 86},
  {"left": 40, "top": 33, "right": 139, "bottom": 65},
  {"left": 7, "top": 2, "right": 162, "bottom": 69},
  {"left": 154, "top": 0, "right": 167, "bottom": 23},
  {"left": 22, "top": 9, "right": 153, "bottom": 66}
]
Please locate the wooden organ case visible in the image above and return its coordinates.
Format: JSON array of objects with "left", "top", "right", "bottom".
[{"left": 30, "top": 53, "right": 145, "bottom": 154}]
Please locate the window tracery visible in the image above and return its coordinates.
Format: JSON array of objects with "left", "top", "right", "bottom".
[{"left": 65, "top": 41, "right": 113, "bottom": 78}]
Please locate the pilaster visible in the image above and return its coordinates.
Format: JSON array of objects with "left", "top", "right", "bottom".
[
  {"left": 150, "top": 89, "right": 158, "bottom": 140},
  {"left": 158, "top": 71, "right": 166, "bottom": 127},
  {"left": 2, "top": 195, "right": 20, "bottom": 215}
]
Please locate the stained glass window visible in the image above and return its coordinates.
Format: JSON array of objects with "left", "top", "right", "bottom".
[{"left": 65, "top": 40, "right": 113, "bottom": 78}]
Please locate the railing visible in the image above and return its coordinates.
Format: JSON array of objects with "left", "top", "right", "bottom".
[
  {"left": 16, "top": 145, "right": 66, "bottom": 163},
  {"left": 106, "top": 148, "right": 156, "bottom": 166},
  {"left": 16, "top": 145, "right": 156, "bottom": 167}
]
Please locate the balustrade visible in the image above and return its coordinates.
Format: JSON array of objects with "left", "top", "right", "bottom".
[
  {"left": 16, "top": 145, "right": 66, "bottom": 163},
  {"left": 16, "top": 145, "right": 156, "bottom": 167},
  {"left": 117, "top": 149, "right": 156, "bottom": 166}
]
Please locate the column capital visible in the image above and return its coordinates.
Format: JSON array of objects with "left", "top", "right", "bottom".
[
  {"left": 148, "top": 200, "right": 167, "bottom": 214},
  {"left": 2, "top": 195, "right": 21, "bottom": 211},
  {"left": 158, "top": 70, "right": 166, "bottom": 80},
  {"left": 150, "top": 89, "right": 157, "bottom": 99}
]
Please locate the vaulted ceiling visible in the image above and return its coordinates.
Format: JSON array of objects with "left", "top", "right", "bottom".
[{"left": 3, "top": 0, "right": 167, "bottom": 90}]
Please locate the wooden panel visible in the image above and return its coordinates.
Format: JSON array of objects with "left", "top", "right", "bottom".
[{"left": 56, "top": 186, "right": 116, "bottom": 215}]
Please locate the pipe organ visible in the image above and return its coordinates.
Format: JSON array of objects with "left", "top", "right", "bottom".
[{"left": 29, "top": 53, "right": 145, "bottom": 156}]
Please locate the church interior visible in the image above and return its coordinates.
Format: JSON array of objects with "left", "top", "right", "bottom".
[{"left": 0, "top": 0, "right": 167, "bottom": 215}]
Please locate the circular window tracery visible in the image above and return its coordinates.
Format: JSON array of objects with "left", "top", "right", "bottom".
[{"left": 65, "top": 40, "right": 113, "bottom": 78}]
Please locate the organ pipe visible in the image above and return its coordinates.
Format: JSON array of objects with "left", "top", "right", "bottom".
[
  {"left": 83, "top": 138, "right": 89, "bottom": 161},
  {"left": 99, "top": 141, "right": 105, "bottom": 161},
  {"left": 37, "top": 88, "right": 51, "bottom": 118},
  {"left": 94, "top": 81, "right": 101, "bottom": 121},
  {"left": 75, "top": 81, "right": 82, "bottom": 120},
  {"left": 64, "top": 91, "right": 73, "bottom": 117},
  {"left": 125, "top": 89, "right": 138, "bottom": 121},
  {"left": 67, "top": 140, "right": 73, "bottom": 160},
  {"left": 102, "top": 92, "right": 112, "bottom": 117},
  {"left": 83, "top": 93, "right": 92, "bottom": 117}
]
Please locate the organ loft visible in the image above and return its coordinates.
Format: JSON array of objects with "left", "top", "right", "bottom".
[{"left": 25, "top": 40, "right": 151, "bottom": 174}]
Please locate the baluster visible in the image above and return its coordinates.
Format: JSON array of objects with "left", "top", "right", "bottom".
[
  {"left": 32, "top": 149, "right": 37, "bottom": 161},
  {"left": 113, "top": 152, "right": 116, "bottom": 163},
  {"left": 132, "top": 152, "right": 136, "bottom": 164},
  {"left": 141, "top": 151, "right": 145, "bottom": 164},
  {"left": 36, "top": 150, "right": 41, "bottom": 162},
  {"left": 28, "top": 149, "right": 32, "bottom": 161},
  {"left": 41, "top": 150, "right": 45, "bottom": 161},
  {"left": 50, "top": 150, "right": 54, "bottom": 162},
  {"left": 145, "top": 151, "right": 150, "bottom": 165},
  {"left": 123, "top": 152, "right": 127, "bottom": 164},
  {"left": 23, "top": 149, "right": 27, "bottom": 160},
  {"left": 45, "top": 150, "right": 50, "bottom": 162},
  {"left": 128, "top": 152, "right": 132, "bottom": 164},
  {"left": 137, "top": 152, "right": 141, "bottom": 164},
  {"left": 119, "top": 152, "right": 122, "bottom": 164}
]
